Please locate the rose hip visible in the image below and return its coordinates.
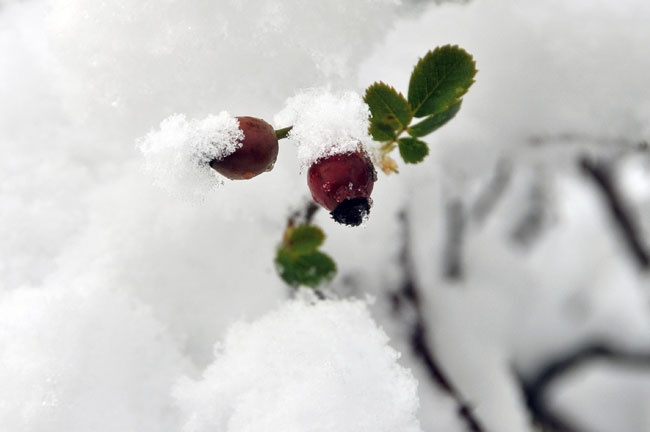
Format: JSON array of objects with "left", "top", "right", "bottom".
[
  {"left": 307, "top": 150, "right": 377, "bottom": 226},
  {"left": 210, "top": 116, "right": 279, "bottom": 180}
]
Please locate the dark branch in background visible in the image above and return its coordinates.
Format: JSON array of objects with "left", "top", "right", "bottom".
[
  {"left": 442, "top": 199, "right": 466, "bottom": 281},
  {"left": 510, "top": 174, "right": 548, "bottom": 248},
  {"left": 445, "top": 159, "right": 512, "bottom": 281},
  {"left": 392, "top": 210, "right": 487, "bottom": 432},
  {"left": 518, "top": 342, "right": 650, "bottom": 432},
  {"left": 528, "top": 133, "right": 646, "bottom": 152},
  {"left": 471, "top": 159, "right": 512, "bottom": 225},
  {"left": 579, "top": 156, "right": 650, "bottom": 271}
]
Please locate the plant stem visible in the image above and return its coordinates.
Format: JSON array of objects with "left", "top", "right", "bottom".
[
  {"left": 378, "top": 126, "right": 408, "bottom": 174},
  {"left": 275, "top": 126, "right": 293, "bottom": 140},
  {"left": 381, "top": 126, "right": 408, "bottom": 152}
]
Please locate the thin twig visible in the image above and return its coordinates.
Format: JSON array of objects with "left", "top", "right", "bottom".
[
  {"left": 518, "top": 342, "right": 650, "bottom": 432},
  {"left": 528, "top": 133, "right": 645, "bottom": 151},
  {"left": 510, "top": 174, "right": 548, "bottom": 248},
  {"left": 471, "top": 159, "right": 512, "bottom": 225},
  {"left": 394, "top": 210, "right": 487, "bottom": 432},
  {"left": 287, "top": 200, "right": 320, "bottom": 226},
  {"left": 442, "top": 200, "right": 465, "bottom": 281},
  {"left": 579, "top": 156, "right": 650, "bottom": 271}
]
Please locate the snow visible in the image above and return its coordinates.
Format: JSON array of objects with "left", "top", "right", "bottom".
[
  {"left": 3, "top": 0, "right": 650, "bottom": 431},
  {"left": 275, "top": 88, "right": 374, "bottom": 169},
  {"left": 0, "top": 284, "right": 191, "bottom": 432},
  {"left": 47, "top": 0, "right": 400, "bottom": 140},
  {"left": 137, "top": 112, "right": 243, "bottom": 199},
  {"left": 174, "top": 298, "right": 422, "bottom": 432}
]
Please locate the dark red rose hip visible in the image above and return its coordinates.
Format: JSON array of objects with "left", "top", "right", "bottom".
[
  {"left": 210, "top": 116, "right": 279, "bottom": 180},
  {"left": 307, "top": 150, "right": 377, "bottom": 226}
]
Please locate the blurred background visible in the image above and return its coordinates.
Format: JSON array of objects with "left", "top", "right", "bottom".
[{"left": 2, "top": 0, "right": 650, "bottom": 431}]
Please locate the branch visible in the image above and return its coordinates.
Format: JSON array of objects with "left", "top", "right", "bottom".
[
  {"left": 510, "top": 174, "right": 548, "bottom": 248},
  {"left": 471, "top": 159, "right": 512, "bottom": 225},
  {"left": 393, "top": 210, "right": 487, "bottom": 432},
  {"left": 528, "top": 133, "right": 646, "bottom": 151},
  {"left": 287, "top": 200, "right": 320, "bottom": 226},
  {"left": 442, "top": 199, "right": 465, "bottom": 281},
  {"left": 518, "top": 342, "right": 650, "bottom": 432},
  {"left": 579, "top": 156, "right": 650, "bottom": 271}
]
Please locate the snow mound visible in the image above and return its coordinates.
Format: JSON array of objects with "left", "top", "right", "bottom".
[
  {"left": 0, "top": 286, "right": 189, "bottom": 432},
  {"left": 275, "top": 88, "right": 374, "bottom": 169},
  {"left": 137, "top": 112, "right": 242, "bottom": 200},
  {"left": 47, "top": 0, "right": 400, "bottom": 138},
  {"left": 174, "top": 298, "right": 422, "bottom": 432}
]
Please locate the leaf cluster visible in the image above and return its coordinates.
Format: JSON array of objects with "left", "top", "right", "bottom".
[
  {"left": 364, "top": 45, "right": 476, "bottom": 166},
  {"left": 275, "top": 225, "right": 336, "bottom": 288}
]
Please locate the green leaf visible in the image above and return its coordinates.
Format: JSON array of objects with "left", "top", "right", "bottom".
[
  {"left": 275, "top": 249, "right": 336, "bottom": 288},
  {"left": 364, "top": 82, "right": 413, "bottom": 132},
  {"left": 407, "top": 100, "right": 462, "bottom": 137},
  {"left": 398, "top": 137, "right": 429, "bottom": 164},
  {"left": 287, "top": 225, "right": 325, "bottom": 255},
  {"left": 407, "top": 45, "right": 476, "bottom": 118},
  {"left": 369, "top": 120, "right": 396, "bottom": 141}
]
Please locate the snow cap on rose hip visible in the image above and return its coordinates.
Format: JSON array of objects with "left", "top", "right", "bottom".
[
  {"left": 274, "top": 88, "right": 379, "bottom": 226},
  {"left": 274, "top": 88, "right": 377, "bottom": 170}
]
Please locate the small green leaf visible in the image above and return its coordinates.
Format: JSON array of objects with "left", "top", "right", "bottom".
[
  {"left": 364, "top": 82, "right": 413, "bottom": 132},
  {"left": 275, "top": 249, "right": 336, "bottom": 288},
  {"left": 398, "top": 137, "right": 429, "bottom": 164},
  {"left": 275, "top": 249, "right": 300, "bottom": 286},
  {"left": 408, "top": 45, "right": 476, "bottom": 118},
  {"left": 369, "top": 121, "right": 396, "bottom": 141},
  {"left": 407, "top": 100, "right": 462, "bottom": 137},
  {"left": 287, "top": 225, "right": 325, "bottom": 255}
]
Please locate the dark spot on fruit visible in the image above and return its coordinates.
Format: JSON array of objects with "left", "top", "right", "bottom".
[{"left": 330, "top": 197, "right": 371, "bottom": 226}]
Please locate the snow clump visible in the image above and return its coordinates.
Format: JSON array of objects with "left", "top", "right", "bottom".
[
  {"left": 275, "top": 88, "right": 374, "bottom": 169},
  {"left": 137, "top": 112, "right": 243, "bottom": 200},
  {"left": 174, "top": 298, "right": 422, "bottom": 432},
  {"left": 0, "top": 285, "right": 190, "bottom": 432}
]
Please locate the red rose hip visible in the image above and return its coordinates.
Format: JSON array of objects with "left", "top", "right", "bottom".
[
  {"left": 307, "top": 150, "right": 377, "bottom": 226},
  {"left": 210, "top": 116, "right": 279, "bottom": 180}
]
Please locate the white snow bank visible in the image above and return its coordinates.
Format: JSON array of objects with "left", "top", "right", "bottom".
[
  {"left": 0, "top": 285, "right": 190, "bottom": 432},
  {"left": 174, "top": 298, "right": 422, "bottom": 432},
  {"left": 47, "top": 0, "right": 400, "bottom": 139}
]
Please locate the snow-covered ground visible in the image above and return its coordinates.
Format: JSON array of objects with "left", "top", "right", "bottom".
[{"left": 2, "top": 0, "right": 650, "bottom": 431}]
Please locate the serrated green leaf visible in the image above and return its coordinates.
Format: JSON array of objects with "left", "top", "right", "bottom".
[
  {"left": 364, "top": 82, "right": 413, "bottom": 132},
  {"left": 369, "top": 120, "right": 396, "bottom": 141},
  {"left": 398, "top": 137, "right": 429, "bottom": 164},
  {"left": 275, "top": 249, "right": 336, "bottom": 288},
  {"left": 287, "top": 225, "right": 325, "bottom": 255},
  {"left": 407, "top": 100, "right": 462, "bottom": 137},
  {"left": 408, "top": 45, "right": 476, "bottom": 118}
]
